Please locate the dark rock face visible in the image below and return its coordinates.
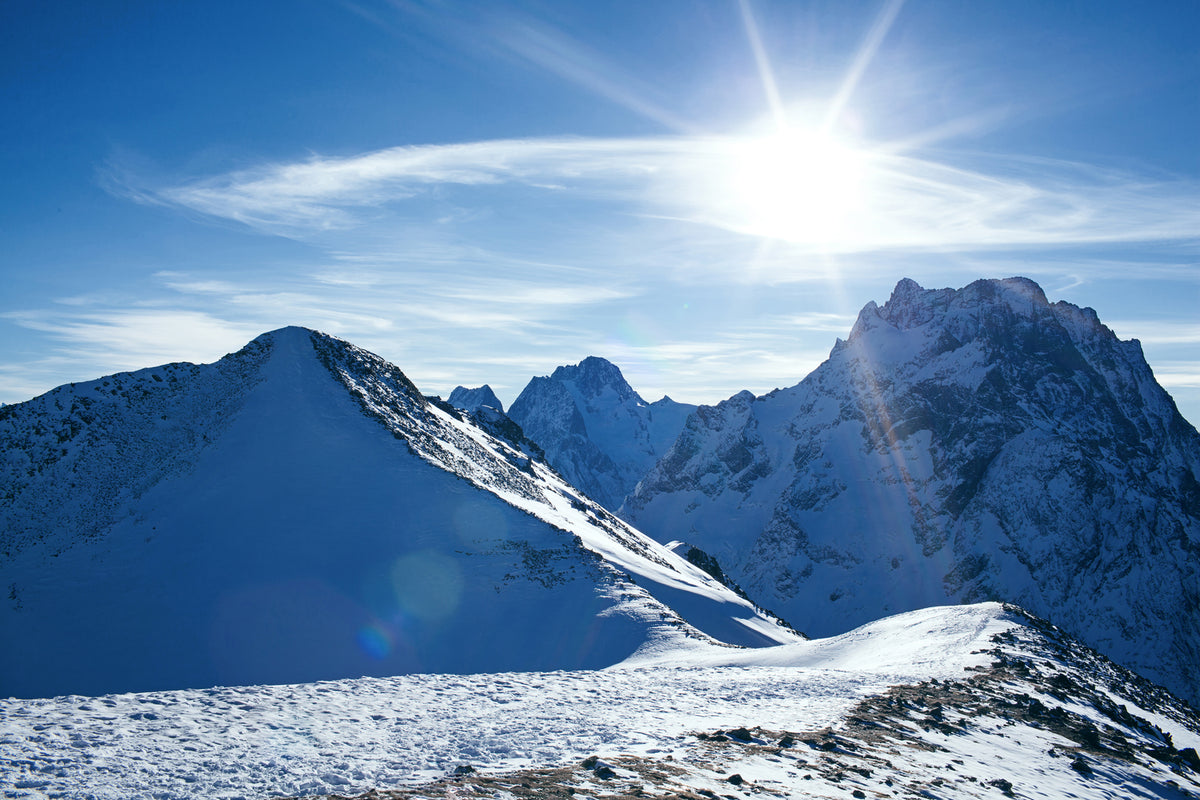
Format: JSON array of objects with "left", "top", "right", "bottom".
[{"left": 626, "top": 278, "right": 1200, "bottom": 705}]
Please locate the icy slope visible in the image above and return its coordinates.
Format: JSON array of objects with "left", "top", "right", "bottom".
[
  {"left": 3, "top": 603, "right": 1197, "bottom": 800},
  {"left": 0, "top": 327, "right": 795, "bottom": 698},
  {"left": 508, "top": 356, "right": 695, "bottom": 510},
  {"left": 625, "top": 277, "right": 1200, "bottom": 705}
]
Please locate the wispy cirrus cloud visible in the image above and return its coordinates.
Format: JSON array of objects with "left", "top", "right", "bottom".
[
  {"left": 0, "top": 260, "right": 645, "bottom": 404},
  {"left": 0, "top": 308, "right": 261, "bottom": 376},
  {"left": 1154, "top": 364, "right": 1200, "bottom": 389},
  {"left": 1108, "top": 320, "right": 1200, "bottom": 346},
  {"left": 134, "top": 138, "right": 669, "bottom": 234},
  {"left": 112, "top": 135, "right": 1200, "bottom": 257}
]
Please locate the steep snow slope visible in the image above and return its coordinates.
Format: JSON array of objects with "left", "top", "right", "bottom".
[
  {"left": 625, "top": 277, "right": 1200, "bottom": 705},
  {"left": 0, "top": 328, "right": 795, "bottom": 698},
  {"left": 3, "top": 603, "right": 1197, "bottom": 800},
  {"left": 508, "top": 356, "right": 695, "bottom": 510},
  {"left": 447, "top": 384, "right": 504, "bottom": 413}
]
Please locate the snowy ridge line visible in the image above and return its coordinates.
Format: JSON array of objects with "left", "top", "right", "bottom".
[
  {"left": 0, "top": 335, "right": 273, "bottom": 561},
  {"left": 3, "top": 325, "right": 799, "bottom": 700},
  {"left": 309, "top": 328, "right": 784, "bottom": 628},
  {"left": 269, "top": 603, "right": 1200, "bottom": 800}
]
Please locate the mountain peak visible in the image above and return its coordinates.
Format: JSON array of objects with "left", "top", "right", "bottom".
[
  {"left": 448, "top": 384, "right": 504, "bottom": 413},
  {"left": 249, "top": 325, "right": 316, "bottom": 347},
  {"left": 854, "top": 276, "right": 1069, "bottom": 338},
  {"left": 627, "top": 276, "right": 1200, "bottom": 706},
  {"left": 882, "top": 276, "right": 1050, "bottom": 311},
  {"left": 550, "top": 356, "right": 640, "bottom": 403},
  {"left": 509, "top": 357, "right": 696, "bottom": 510},
  {"left": 1, "top": 330, "right": 795, "bottom": 697},
  {"left": 886, "top": 276, "right": 926, "bottom": 305},
  {"left": 992, "top": 275, "right": 1049, "bottom": 304}
]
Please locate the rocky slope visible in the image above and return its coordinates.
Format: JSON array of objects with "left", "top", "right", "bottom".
[
  {"left": 507, "top": 356, "right": 695, "bottom": 511},
  {"left": 624, "top": 277, "right": 1200, "bottom": 705},
  {"left": 0, "top": 327, "right": 796, "bottom": 698}
]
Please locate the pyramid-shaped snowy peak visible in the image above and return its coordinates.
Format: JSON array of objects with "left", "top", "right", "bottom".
[{"left": 0, "top": 327, "right": 797, "bottom": 698}]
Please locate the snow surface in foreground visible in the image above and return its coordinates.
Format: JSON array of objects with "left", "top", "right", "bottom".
[{"left": 2, "top": 605, "right": 1014, "bottom": 800}]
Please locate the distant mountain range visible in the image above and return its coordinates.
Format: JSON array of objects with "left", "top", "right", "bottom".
[
  {"left": 0, "top": 327, "right": 795, "bottom": 698},
  {"left": 483, "top": 277, "right": 1200, "bottom": 707},
  {"left": 4, "top": 276, "right": 1198, "bottom": 715}
]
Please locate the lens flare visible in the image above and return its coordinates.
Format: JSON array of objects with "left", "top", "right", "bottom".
[
  {"left": 356, "top": 623, "right": 393, "bottom": 660},
  {"left": 390, "top": 550, "right": 464, "bottom": 623}
]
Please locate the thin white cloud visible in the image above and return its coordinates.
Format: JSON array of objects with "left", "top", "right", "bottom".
[
  {"left": 1, "top": 309, "right": 260, "bottom": 378},
  {"left": 156, "top": 274, "right": 245, "bottom": 295},
  {"left": 436, "top": 283, "right": 634, "bottom": 307},
  {"left": 0, "top": 258, "right": 651, "bottom": 405},
  {"left": 120, "top": 136, "right": 1200, "bottom": 258},
  {"left": 602, "top": 338, "right": 832, "bottom": 405},
  {"left": 924, "top": 254, "right": 1200, "bottom": 286},
  {"left": 1106, "top": 320, "right": 1200, "bottom": 346},
  {"left": 1154, "top": 365, "right": 1200, "bottom": 389},
  {"left": 776, "top": 312, "right": 859, "bottom": 331},
  {"left": 147, "top": 138, "right": 667, "bottom": 234}
]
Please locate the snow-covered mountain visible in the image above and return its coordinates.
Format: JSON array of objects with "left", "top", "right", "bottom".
[
  {"left": 4, "top": 603, "right": 1198, "bottom": 799},
  {"left": 0, "top": 327, "right": 797, "bottom": 698},
  {"left": 624, "top": 277, "right": 1200, "bottom": 706},
  {"left": 507, "top": 356, "right": 695, "bottom": 511},
  {"left": 447, "top": 384, "right": 504, "bottom": 413}
]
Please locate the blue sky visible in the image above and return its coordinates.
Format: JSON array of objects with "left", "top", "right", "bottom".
[{"left": 2, "top": 0, "right": 1198, "bottom": 425}]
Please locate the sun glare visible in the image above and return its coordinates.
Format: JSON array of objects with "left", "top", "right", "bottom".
[{"left": 724, "top": 127, "right": 869, "bottom": 245}]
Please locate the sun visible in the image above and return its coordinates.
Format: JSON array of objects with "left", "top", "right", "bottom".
[{"left": 722, "top": 126, "right": 869, "bottom": 245}]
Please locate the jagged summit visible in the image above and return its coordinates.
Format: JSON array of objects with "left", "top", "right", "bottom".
[
  {"left": 509, "top": 357, "right": 696, "bottom": 511},
  {"left": 852, "top": 277, "right": 1057, "bottom": 338},
  {"left": 626, "top": 276, "right": 1200, "bottom": 705},
  {"left": 1, "top": 328, "right": 796, "bottom": 698},
  {"left": 549, "top": 356, "right": 641, "bottom": 404},
  {"left": 448, "top": 384, "right": 504, "bottom": 413}
]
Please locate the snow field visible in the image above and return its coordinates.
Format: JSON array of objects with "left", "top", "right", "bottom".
[
  {"left": 0, "top": 604, "right": 1015, "bottom": 800},
  {"left": 0, "top": 664, "right": 917, "bottom": 799}
]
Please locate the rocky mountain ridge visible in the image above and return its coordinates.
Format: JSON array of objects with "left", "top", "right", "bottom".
[{"left": 624, "top": 277, "right": 1200, "bottom": 706}]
